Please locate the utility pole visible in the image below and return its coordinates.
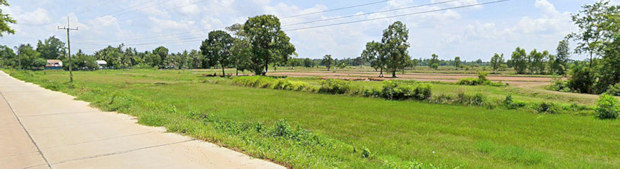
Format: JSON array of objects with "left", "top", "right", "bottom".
[{"left": 58, "top": 17, "right": 78, "bottom": 82}]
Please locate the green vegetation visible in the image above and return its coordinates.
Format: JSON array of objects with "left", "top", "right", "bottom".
[
  {"left": 596, "top": 94, "right": 619, "bottom": 119},
  {"left": 0, "top": 0, "right": 16, "bottom": 36},
  {"left": 5, "top": 69, "right": 619, "bottom": 168}
]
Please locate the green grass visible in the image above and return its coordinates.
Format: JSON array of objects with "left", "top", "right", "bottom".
[{"left": 5, "top": 69, "right": 620, "bottom": 168}]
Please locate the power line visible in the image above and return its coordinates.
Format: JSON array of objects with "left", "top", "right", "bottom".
[
  {"left": 115, "top": 0, "right": 510, "bottom": 47},
  {"left": 74, "top": 0, "right": 451, "bottom": 44},
  {"left": 282, "top": 0, "right": 390, "bottom": 19},
  {"left": 284, "top": 0, "right": 510, "bottom": 31},
  {"left": 284, "top": 0, "right": 460, "bottom": 27}
]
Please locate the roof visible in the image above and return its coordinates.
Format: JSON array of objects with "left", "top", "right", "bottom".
[
  {"left": 46, "top": 60, "right": 63, "bottom": 67},
  {"left": 96, "top": 60, "right": 107, "bottom": 65}
]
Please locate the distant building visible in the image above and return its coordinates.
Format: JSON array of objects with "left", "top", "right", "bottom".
[
  {"left": 45, "top": 60, "right": 63, "bottom": 70},
  {"left": 96, "top": 60, "right": 107, "bottom": 69}
]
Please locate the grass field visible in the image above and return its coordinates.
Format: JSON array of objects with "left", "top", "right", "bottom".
[{"left": 5, "top": 69, "right": 619, "bottom": 168}]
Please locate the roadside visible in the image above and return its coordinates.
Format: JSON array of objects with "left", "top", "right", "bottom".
[{"left": 0, "top": 70, "right": 284, "bottom": 169}]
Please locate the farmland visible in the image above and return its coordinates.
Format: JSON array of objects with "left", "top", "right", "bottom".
[{"left": 5, "top": 68, "right": 619, "bottom": 169}]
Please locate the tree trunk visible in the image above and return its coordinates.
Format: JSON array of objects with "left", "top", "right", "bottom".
[
  {"left": 392, "top": 71, "right": 396, "bottom": 78},
  {"left": 379, "top": 67, "right": 384, "bottom": 77},
  {"left": 221, "top": 65, "right": 225, "bottom": 77},
  {"left": 236, "top": 68, "right": 239, "bottom": 76}
]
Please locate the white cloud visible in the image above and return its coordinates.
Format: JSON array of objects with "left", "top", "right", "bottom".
[{"left": 16, "top": 8, "right": 52, "bottom": 25}]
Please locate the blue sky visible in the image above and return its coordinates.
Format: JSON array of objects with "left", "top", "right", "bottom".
[{"left": 1, "top": 0, "right": 617, "bottom": 61}]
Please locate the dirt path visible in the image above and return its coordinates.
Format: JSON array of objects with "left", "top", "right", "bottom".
[{"left": 0, "top": 71, "right": 284, "bottom": 169}]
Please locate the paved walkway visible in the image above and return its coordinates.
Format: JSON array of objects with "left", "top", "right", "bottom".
[{"left": 0, "top": 71, "right": 284, "bottom": 169}]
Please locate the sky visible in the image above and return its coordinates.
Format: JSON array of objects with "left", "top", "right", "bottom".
[{"left": 0, "top": 0, "right": 617, "bottom": 61}]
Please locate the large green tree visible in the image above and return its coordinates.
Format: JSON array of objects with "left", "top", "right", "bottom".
[
  {"left": 490, "top": 53, "right": 504, "bottom": 73},
  {"left": 511, "top": 47, "right": 527, "bottom": 74},
  {"left": 16, "top": 44, "right": 41, "bottom": 69},
  {"left": 243, "top": 15, "right": 295, "bottom": 75},
  {"left": 0, "top": 45, "right": 16, "bottom": 66},
  {"left": 201, "top": 30, "right": 234, "bottom": 76},
  {"left": 381, "top": 21, "right": 410, "bottom": 78},
  {"left": 0, "top": 0, "right": 16, "bottom": 36},
  {"left": 36, "top": 36, "right": 65, "bottom": 59},
  {"left": 361, "top": 41, "right": 385, "bottom": 77},
  {"left": 153, "top": 46, "right": 169, "bottom": 68},
  {"left": 569, "top": 0, "right": 619, "bottom": 67}
]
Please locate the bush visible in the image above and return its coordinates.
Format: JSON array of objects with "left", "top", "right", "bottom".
[
  {"left": 537, "top": 102, "right": 560, "bottom": 114},
  {"left": 456, "top": 92, "right": 487, "bottom": 106},
  {"left": 605, "top": 83, "right": 620, "bottom": 96},
  {"left": 319, "top": 79, "right": 351, "bottom": 94},
  {"left": 457, "top": 71, "right": 504, "bottom": 86},
  {"left": 457, "top": 77, "right": 481, "bottom": 85},
  {"left": 380, "top": 81, "right": 432, "bottom": 100},
  {"left": 547, "top": 79, "right": 572, "bottom": 92},
  {"left": 504, "top": 95, "right": 525, "bottom": 109},
  {"left": 233, "top": 76, "right": 312, "bottom": 92},
  {"left": 596, "top": 94, "right": 619, "bottom": 119},
  {"left": 568, "top": 65, "right": 595, "bottom": 93}
]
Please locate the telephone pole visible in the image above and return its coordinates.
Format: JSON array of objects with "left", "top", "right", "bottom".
[{"left": 58, "top": 16, "right": 78, "bottom": 82}]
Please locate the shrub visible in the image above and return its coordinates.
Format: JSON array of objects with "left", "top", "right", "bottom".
[
  {"left": 319, "top": 79, "right": 351, "bottom": 94},
  {"left": 596, "top": 94, "right": 619, "bottom": 119},
  {"left": 361, "top": 147, "right": 372, "bottom": 158},
  {"left": 457, "top": 77, "right": 480, "bottom": 85},
  {"left": 273, "top": 119, "right": 293, "bottom": 137},
  {"left": 458, "top": 71, "right": 504, "bottom": 87},
  {"left": 605, "top": 83, "right": 620, "bottom": 96},
  {"left": 233, "top": 76, "right": 311, "bottom": 92},
  {"left": 503, "top": 95, "right": 525, "bottom": 109},
  {"left": 568, "top": 65, "right": 595, "bottom": 93},
  {"left": 456, "top": 92, "right": 487, "bottom": 106},
  {"left": 536, "top": 102, "right": 560, "bottom": 114},
  {"left": 380, "top": 81, "right": 432, "bottom": 100},
  {"left": 547, "top": 79, "right": 572, "bottom": 92}
]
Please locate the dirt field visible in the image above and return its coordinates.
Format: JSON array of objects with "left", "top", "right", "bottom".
[{"left": 269, "top": 71, "right": 554, "bottom": 86}]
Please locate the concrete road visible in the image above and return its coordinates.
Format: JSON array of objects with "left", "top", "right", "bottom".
[{"left": 0, "top": 71, "right": 284, "bottom": 169}]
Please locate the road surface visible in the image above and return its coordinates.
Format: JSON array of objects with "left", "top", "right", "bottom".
[{"left": 0, "top": 71, "right": 284, "bottom": 169}]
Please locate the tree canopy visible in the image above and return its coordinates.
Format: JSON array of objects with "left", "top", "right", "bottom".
[
  {"left": 382, "top": 21, "right": 410, "bottom": 78},
  {"left": 243, "top": 15, "right": 295, "bottom": 75},
  {"left": 201, "top": 30, "right": 234, "bottom": 76},
  {"left": 0, "top": 0, "right": 16, "bottom": 36}
]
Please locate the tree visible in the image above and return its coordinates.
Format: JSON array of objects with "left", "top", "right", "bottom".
[
  {"left": 528, "top": 49, "right": 548, "bottom": 74},
  {"left": 381, "top": 21, "right": 410, "bottom": 78},
  {"left": 231, "top": 38, "right": 252, "bottom": 75},
  {"left": 0, "top": 0, "right": 16, "bottom": 36},
  {"left": 65, "top": 50, "right": 98, "bottom": 70},
  {"left": 16, "top": 44, "right": 41, "bottom": 70},
  {"left": 361, "top": 41, "right": 385, "bottom": 77},
  {"left": 552, "top": 39, "right": 570, "bottom": 75},
  {"left": 490, "top": 53, "right": 504, "bottom": 73},
  {"left": 36, "top": 36, "right": 65, "bottom": 59},
  {"left": 0, "top": 45, "right": 16, "bottom": 66},
  {"left": 243, "top": 15, "right": 295, "bottom": 75},
  {"left": 454, "top": 56, "right": 461, "bottom": 69},
  {"left": 153, "top": 46, "right": 169, "bottom": 68},
  {"left": 201, "top": 30, "right": 234, "bottom": 76},
  {"left": 430, "top": 54, "right": 439, "bottom": 70},
  {"left": 511, "top": 47, "right": 527, "bottom": 74},
  {"left": 569, "top": 0, "right": 619, "bottom": 67},
  {"left": 303, "top": 58, "right": 314, "bottom": 68},
  {"left": 188, "top": 49, "right": 202, "bottom": 69},
  {"left": 411, "top": 59, "right": 418, "bottom": 70},
  {"left": 596, "top": 32, "right": 620, "bottom": 93},
  {"left": 322, "top": 54, "right": 334, "bottom": 71}
]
